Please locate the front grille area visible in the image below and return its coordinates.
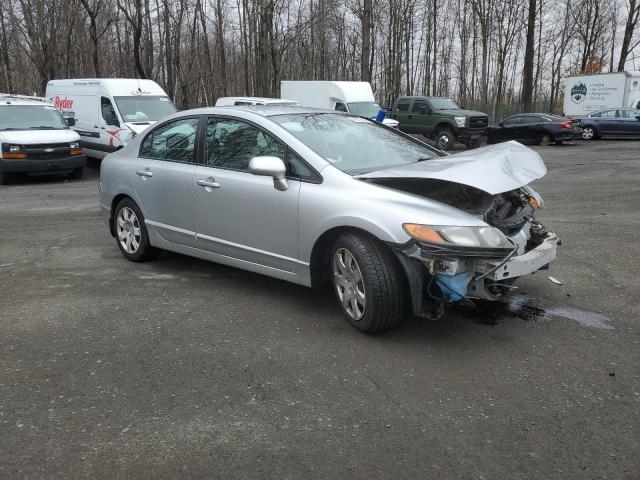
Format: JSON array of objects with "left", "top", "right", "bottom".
[
  {"left": 469, "top": 116, "right": 488, "bottom": 129},
  {"left": 21, "top": 143, "right": 72, "bottom": 160}
]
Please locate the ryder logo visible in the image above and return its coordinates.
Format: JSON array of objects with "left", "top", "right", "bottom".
[{"left": 53, "top": 96, "right": 73, "bottom": 111}]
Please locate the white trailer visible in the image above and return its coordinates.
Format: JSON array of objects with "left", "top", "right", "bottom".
[
  {"left": 280, "top": 80, "right": 399, "bottom": 128},
  {"left": 563, "top": 71, "right": 640, "bottom": 117}
]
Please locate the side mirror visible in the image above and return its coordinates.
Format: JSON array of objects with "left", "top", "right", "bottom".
[
  {"left": 635, "top": 115, "right": 640, "bottom": 121},
  {"left": 249, "top": 156, "right": 288, "bottom": 191},
  {"left": 66, "top": 117, "right": 76, "bottom": 127}
]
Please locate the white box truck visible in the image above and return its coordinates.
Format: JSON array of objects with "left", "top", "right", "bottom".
[
  {"left": 46, "top": 78, "right": 177, "bottom": 158},
  {"left": 563, "top": 71, "right": 640, "bottom": 117},
  {"left": 280, "top": 81, "right": 399, "bottom": 128}
]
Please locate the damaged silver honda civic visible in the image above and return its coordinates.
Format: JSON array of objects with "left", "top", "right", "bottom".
[{"left": 99, "top": 106, "right": 558, "bottom": 333}]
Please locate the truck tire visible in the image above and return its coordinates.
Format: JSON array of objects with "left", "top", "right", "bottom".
[
  {"left": 436, "top": 128, "right": 454, "bottom": 150},
  {"left": 331, "top": 232, "right": 406, "bottom": 333},
  {"left": 465, "top": 137, "right": 481, "bottom": 149}
]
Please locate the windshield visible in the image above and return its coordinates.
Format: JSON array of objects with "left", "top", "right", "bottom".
[
  {"left": 430, "top": 98, "right": 460, "bottom": 110},
  {"left": 347, "top": 101, "right": 383, "bottom": 118},
  {"left": 0, "top": 105, "right": 69, "bottom": 131},
  {"left": 271, "top": 113, "right": 441, "bottom": 175},
  {"left": 113, "top": 96, "right": 177, "bottom": 123}
]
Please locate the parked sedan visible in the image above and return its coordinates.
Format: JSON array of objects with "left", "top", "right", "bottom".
[
  {"left": 579, "top": 108, "right": 640, "bottom": 140},
  {"left": 100, "top": 106, "right": 558, "bottom": 333},
  {"left": 487, "top": 113, "right": 582, "bottom": 145}
]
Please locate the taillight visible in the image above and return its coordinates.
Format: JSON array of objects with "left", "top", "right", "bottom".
[{"left": 560, "top": 121, "right": 571, "bottom": 129}]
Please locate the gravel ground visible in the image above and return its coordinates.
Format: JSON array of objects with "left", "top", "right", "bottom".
[{"left": 0, "top": 140, "right": 638, "bottom": 479}]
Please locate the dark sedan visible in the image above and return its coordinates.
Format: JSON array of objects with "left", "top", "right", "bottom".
[
  {"left": 579, "top": 108, "right": 640, "bottom": 140},
  {"left": 487, "top": 113, "right": 582, "bottom": 145}
]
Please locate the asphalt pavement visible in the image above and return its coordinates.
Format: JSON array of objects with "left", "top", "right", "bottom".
[{"left": 1, "top": 141, "right": 638, "bottom": 479}]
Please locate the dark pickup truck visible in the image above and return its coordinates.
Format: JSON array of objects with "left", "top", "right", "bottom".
[{"left": 389, "top": 96, "right": 488, "bottom": 150}]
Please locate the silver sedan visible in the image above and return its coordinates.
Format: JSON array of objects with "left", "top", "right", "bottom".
[{"left": 99, "top": 106, "right": 558, "bottom": 333}]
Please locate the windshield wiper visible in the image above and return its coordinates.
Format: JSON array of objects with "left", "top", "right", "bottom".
[{"left": 29, "top": 126, "right": 58, "bottom": 130}]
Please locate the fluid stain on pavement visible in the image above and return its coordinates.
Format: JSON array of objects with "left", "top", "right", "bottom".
[{"left": 458, "top": 295, "right": 613, "bottom": 330}]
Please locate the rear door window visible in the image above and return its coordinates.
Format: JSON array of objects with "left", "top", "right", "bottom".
[
  {"left": 502, "top": 116, "right": 523, "bottom": 126},
  {"left": 411, "top": 99, "right": 429, "bottom": 112},
  {"left": 140, "top": 117, "right": 199, "bottom": 163}
]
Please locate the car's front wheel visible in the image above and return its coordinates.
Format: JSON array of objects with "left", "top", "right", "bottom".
[
  {"left": 113, "top": 198, "right": 157, "bottom": 262},
  {"left": 331, "top": 232, "right": 406, "bottom": 333}
]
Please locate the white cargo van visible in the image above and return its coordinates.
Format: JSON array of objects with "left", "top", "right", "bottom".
[
  {"left": 0, "top": 94, "right": 85, "bottom": 184},
  {"left": 45, "top": 79, "right": 177, "bottom": 158},
  {"left": 563, "top": 71, "right": 640, "bottom": 117},
  {"left": 280, "top": 81, "right": 399, "bottom": 128}
]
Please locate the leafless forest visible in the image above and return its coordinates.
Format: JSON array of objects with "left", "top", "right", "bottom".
[{"left": 1, "top": 0, "right": 639, "bottom": 118}]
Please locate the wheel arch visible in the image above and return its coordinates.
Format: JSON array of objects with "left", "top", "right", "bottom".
[
  {"left": 108, "top": 193, "right": 135, "bottom": 237},
  {"left": 435, "top": 121, "right": 456, "bottom": 133},
  {"left": 308, "top": 225, "right": 405, "bottom": 289}
]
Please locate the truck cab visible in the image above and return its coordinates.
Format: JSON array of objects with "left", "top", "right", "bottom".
[{"left": 389, "top": 96, "right": 488, "bottom": 150}]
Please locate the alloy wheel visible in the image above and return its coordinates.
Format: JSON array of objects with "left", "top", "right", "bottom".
[
  {"left": 117, "top": 207, "right": 142, "bottom": 254},
  {"left": 333, "top": 248, "right": 366, "bottom": 321},
  {"left": 582, "top": 127, "right": 594, "bottom": 140}
]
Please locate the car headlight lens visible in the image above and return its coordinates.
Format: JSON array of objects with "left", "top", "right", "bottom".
[
  {"left": 69, "top": 141, "right": 79, "bottom": 149},
  {"left": 9, "top": 145, "right": 21, "bottom": 152},
  {"left": 454, "top": 116, "right": 466, "bottom": 128},
  {"left": 403, "top": 224, "right": 512, "bottom": 249}
]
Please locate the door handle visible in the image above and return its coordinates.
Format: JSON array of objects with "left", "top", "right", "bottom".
[
  {"left": 197, "top": 178, "right": 220, "bottom": 189},
  {"left": 135, "top": 169, "right": 153, "bottom": 178}
]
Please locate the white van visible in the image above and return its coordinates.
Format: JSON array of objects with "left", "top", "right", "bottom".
[
  {"left": 45, "top": 79, "right": 177, "bottom": 159},
  {"left": 215, "top": 96, "right": 299, "bottom": 107},
  {"left": 563, "top": 71, "right": 640, "bottom": 117},
  {"left": 280, "top": 81, "right": 399, "bottom": 128},
  {"left": 0, "top": 94, "right": 85, "bottom": 184}
]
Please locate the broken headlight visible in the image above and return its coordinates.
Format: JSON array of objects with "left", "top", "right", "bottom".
[{"left": 403, "top": 224, "right": 513, "bottom": 251}]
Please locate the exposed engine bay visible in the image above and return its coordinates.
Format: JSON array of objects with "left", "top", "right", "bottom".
[{"left": 369, "top": 177, "right": 559, "bottom": 318}]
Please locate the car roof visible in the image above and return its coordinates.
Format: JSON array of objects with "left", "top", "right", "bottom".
[
  {"left": 182, "top": 105, "right": 340, "bottom": 117},
  {"left": 219, "top": 96, "right": 297, "bottom": 104},
  {"left": 0, "top": 94, "right": 51, "bottom": 106}
]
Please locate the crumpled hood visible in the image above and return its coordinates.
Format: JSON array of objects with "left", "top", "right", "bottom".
[
  {"left": 124, "top": 122, "right": 155, "bottom": 135},
  {"left": 435, "top": 109, "right": 487, "bottom": 117},
  {"left": 356, "top": 141, "right": 547, "bottom": 195},
  {"left": 0, "top": 129, "right": 80, "bottom": 145}
]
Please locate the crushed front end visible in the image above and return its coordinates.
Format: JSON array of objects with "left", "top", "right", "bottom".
[{"left": 391, "top": 186, "right": 558, "bottom": 318}]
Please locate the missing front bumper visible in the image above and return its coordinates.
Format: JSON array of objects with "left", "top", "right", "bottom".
[{"left": 393, "top": 232, "right": 559, "bottom": 316}]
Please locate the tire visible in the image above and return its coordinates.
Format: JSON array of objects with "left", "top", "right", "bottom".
[
  {"left": 113, "top": 198, "right": 157, "bottom": 262},
  {"left": 554, "top": 140, "right": 564, "bottom": 145},
  {"left": 69, "top": 167, "right": 83, "bottom": 180},
  {"left": 539, "top": 133, "right": 552, "bottom": 146},
  {"left": 331, "top": 232, "right": 406, "bottom": 333},
  {"left": 582, "top": 126, "right": 596, "bottom": 140},
  {"left": 465, "top": 137, "right": 481, "bottom": 149},
  {"left": 0, "top": 172, "right": 12, "bottom": 185},
  {"left": 435, "top": 128, "right": 454, "bottom": 150}
]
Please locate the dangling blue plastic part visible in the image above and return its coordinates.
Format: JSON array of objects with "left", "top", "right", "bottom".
[
  {"left": 435, "top": 272, "right": 472, "bottom": 302},
  {"left": 375, "top": 109, "right": 387, "bottom": 123}
]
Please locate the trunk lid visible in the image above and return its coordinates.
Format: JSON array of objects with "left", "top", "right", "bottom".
[{"left": 356, "top": 141, "right": 546, "bottom": 195}]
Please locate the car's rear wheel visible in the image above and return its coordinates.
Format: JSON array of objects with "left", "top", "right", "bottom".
[
  {"left": 436, "top": 128, "right": 454, "bottom": 150},
  {"left": 331, "top": 232, "right": 406, "bottom": 333},
  {"left": 113, "top": 198, "right": 157, "bottom": 262},
  {"left": 582, "top": 126, "right": 596, "bottom": 140},
  {"left": 539, "top": 133, "right": 552, "bottom": 146},
  {"left": 69, "top": 167, "right": 83, "bottom": 180}
]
